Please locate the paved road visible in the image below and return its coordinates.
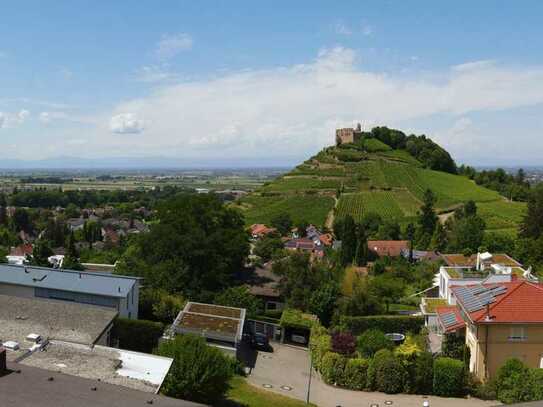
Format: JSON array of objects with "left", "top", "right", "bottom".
[{"left": 247, "top": 343, "right": 498, "bottom": 407}]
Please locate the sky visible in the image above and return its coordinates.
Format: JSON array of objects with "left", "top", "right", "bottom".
[{"left": 1, "top": 1, "right": 543, "bottom": 167}]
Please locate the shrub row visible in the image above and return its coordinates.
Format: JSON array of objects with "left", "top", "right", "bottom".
[
  {"left": 310, "top": 323, "right": 466, "bottom": 396},
  {"left": 340, "top": 315, "right": 424, "bottom": 336},
  {"left": 494, "top": 358, "right": 543, "bottom": 404}
]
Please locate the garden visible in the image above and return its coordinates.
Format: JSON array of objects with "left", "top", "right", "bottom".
[{"left": 308, "top": 316, "right": 471, "bottom": 398}]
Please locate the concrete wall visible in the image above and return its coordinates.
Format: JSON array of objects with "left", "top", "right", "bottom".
[{"left": 0, "top": 283, "right": 34, "bottom": 298}]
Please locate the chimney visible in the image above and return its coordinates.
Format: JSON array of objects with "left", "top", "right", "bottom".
[
  {"left": 0, "top": 347, "right": 6, "bottom": 373},
  {"left": 484, "top": 303, "right": 493, "bottom": 322}
]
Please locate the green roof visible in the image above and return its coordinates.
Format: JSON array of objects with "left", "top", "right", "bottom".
[
  {"left": 422, "top": 298, "right": 448, "bottom": 314},
  {"left": 279, "top": 309, "right": 318, "bottom": 330}
]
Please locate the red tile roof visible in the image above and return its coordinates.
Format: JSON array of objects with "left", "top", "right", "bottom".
[
  {"left": 453, "top": 281, "right": 543, "bottom": 324},
  {"left": 368, "top": 240, "right": 409, "bottom": 257},
  {"left": 436, "top": 306, "right": 466, "bottom": 333},
  {"left": 250, "top": 224, "right": 276, "bottom": 237}
]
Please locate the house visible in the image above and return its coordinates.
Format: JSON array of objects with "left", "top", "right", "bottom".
[
  {"left": 368, "top": 240, "right": 409, "bottom": 257},
  {"left": 401, "top": 249, "right": 441, "bottom": 262},
  {"left": 249, "top": 223, "right": 276, "bottom": 239},
  {"left": 6, "top": 243, "right": 33, "bottom": 265},
  {"left": 284, "top": 237, "right": 325, "bottom": 258},
  {"left": 0, "top": 294, "right": 191, "bottom": 398},
  {"left": 435, "top": 281, "right": 543, "bottom": 381},
  {"left": 0, "top": 264, "right": 140, "bottom": 319},
  {"left": 243, "top": 262, "right": 284, "bottom": 311},
  {"left": 166, "top": 302, "right": 246, "bottom": 357},
  {"left": 437, "top": 252, "right": 535, "bottom": 303},
  {"left": 67, "top": 218, "right": 86, "bottom": 231}
]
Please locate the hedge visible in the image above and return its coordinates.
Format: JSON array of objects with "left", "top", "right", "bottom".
[
  {"left": 343, "top": 358, "right": 369, "bottom": 390},
  {"left": 280, "top": 308, "right": 317, "bottom": 330},
  {"left": 309, "top": 325, "right": 332, "bottom": 371},
  {"left": 356, "top": 329, "right": 391, "bottom": 358},
  {"left": 321, "top": 352, "right": 347, "bottom": 385},
  {"left": 374, "top": 354, "right": 407, "bottom": 394},
  {"left": 340, "top": 315, "right": 424, "bottom": 336},
  {"left": 367, "top": 349, "right": 393, "bottom": 391},
  {"left": 112, "top": 318, "right": 165, "bottom": 353},
  {"left": 433, "top": 357, "right": 465, "bottom": 397}
]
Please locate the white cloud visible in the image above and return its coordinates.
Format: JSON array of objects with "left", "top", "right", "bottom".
[
  {"left": 39, "top": 111, "right": 67, "bottom": 123},
  {"left": 0, "top": 112, "right": 5, "bottom": 128},
  {"left": 155, "top": 33, "right": 193, "bottom": 60},
  {"left": 99, "top": 47, "right": 543, "bottom": 162},
  {"left": 334, "top": 22, "right": 352, "bottom": 36},
  {"left": 361, "top": 24, "right": 373, "bottom": 36},
  {"left": 18, "top": 109, "right": 30, "bottom": 122},
  {"left": 110, "top": 113, "right": 145, "bottom": 134},
  {"left": 134, "top": 65, "right": 177, "bottom": 83}
]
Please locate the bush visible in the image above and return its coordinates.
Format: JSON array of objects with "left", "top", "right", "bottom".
[
  {"left": 433, "top": 357, "right": 466, "bottom": 397},
  {"left": 309, "top": 325, "right": 332, "bottom": 372},
  {"left": 413, "top": 352, "right": 434, "bottom": 395},
  {"left": 112, "top": 318, "right": 164, "bottom": 353},
  {"left": 320, "top": 352, "right": 348, "bottom": 385},
  {"left": 529, "top": 368, "right": 543, "bottom": 401},
  {"left": 343, "top": 358, "right": 369, "bottom": 390},
  {"left": 341, "top": 315, "right": 424, "bottom": 336},
  {"left": 331, "top": 331, "right": 356, "bottom": 356},
  {"left": 157, "top": 334, "right": 234, "bottom": 404},
  {"left": 356, "top": 329, "right": 391, "bottom": 358},
  {"left": 441, "top": 333, "right": 466, "bottom": 360},
  {"left": 373, "top": 353, "right": 408, "bottom": 394},
  {"left": 367, "top": 349, "right": 393, "bottom": 390},
  {"left": 494, "top": 358, "right": 535, "bottom": 404}
]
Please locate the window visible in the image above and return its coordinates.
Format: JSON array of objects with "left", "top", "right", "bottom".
[
  {"left": 266, "top": 301, "right": 277, "bottom": 311},
  {"left": 509, "top": 326, "right": 527, "bottom": 342}
]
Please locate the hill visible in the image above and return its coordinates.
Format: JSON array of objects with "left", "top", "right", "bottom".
[{"left": 233, "top": 129, "right": 525, "bottom": 236}]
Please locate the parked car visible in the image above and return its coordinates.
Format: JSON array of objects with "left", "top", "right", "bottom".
[{"left": 250, "top": 333, "right": 271, "bottom": 351}]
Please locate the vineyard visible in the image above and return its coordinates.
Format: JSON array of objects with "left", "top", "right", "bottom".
[
  {"left": 235, "top": 194, "right": 335, "bottom": 227},
  {"left": 241, "top": 143, "right": 526, "bottom": 233},
  {"left": 337, "top": 191, "right": 404, "bottom": 221}
]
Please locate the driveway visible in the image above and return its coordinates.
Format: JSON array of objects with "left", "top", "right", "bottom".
[{"left": 246, "top": 343, "right": 498, "bottom": 407}]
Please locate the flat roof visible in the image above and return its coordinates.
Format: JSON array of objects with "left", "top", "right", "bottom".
[
  {"left": 0, "top": 362, "right": 204, "bottom": 407},
  {"left": 0, "top": 264, "right": 138, "bottom": 298},
  {"left": 173, "top": 302, "right": 246, "bottom": 344},
  {"left": 18, "top": 341, "right": 171, "bottom": 394},
  {"left": 0, "top": 294, "right": 117, "bottom": 348}
]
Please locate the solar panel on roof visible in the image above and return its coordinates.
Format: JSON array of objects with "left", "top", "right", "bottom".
[
  {"left": 441, "top": 312, "right": 461, "bottom": 328},
  {"left": 469, "top": 285, "right": 488, "bottom": 295}
]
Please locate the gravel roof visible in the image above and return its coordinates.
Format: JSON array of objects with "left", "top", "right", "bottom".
[{"left": 0, "top": 294, "right": 117, "bottom": 347}]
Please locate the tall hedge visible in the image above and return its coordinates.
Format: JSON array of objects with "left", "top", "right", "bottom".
[
  {"left": 112, "top": 318, "right": 165, "bottom": 353},
  {"left": 343, "top": 358, "right": 369, "bottom": 390},
  {"left": 340, "top": 315, "right": 424, "bottom": 336},
  {"left": 374, "top": 355, "right": 408, "bottom": 394},
  {"left": 433, "top": 357, "right": 465, "bottom": 397},
  {"left": 320, "top": 352, "right": 348, "bottom": 385}
]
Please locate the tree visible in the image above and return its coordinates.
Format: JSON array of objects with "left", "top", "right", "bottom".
[
  {"left": 273, "top": 252, "right": 337, "bottom": 314},
  {"left": 356, "top": 329, "right": 392, "bottom": 358},
  {"left": 429, "top": 223, "right": 447, "bottom": 252},
  {"left": 341, "top": 215, "right": 357, "bottom": 266},
  {"left": 115, "top": 194, "right": 249, "bottom": 299},
  {"left": 0, "top": 194, "right": 7, "bottom": 226},
  {"left": 369, "top": 274, "right": 405, "bottom": 313},
  {"left": 253, "top": 235, "right": 283, "bottom": 262},
  {"left": 157, "top": 335, "right": 234, "bottom": 404},
  {"left": 494, "top": 358, "right": 534, "bottom": 404},
  {"left": 308, "top": 281, "right": 339, "bottom": 326},
  {"left": 214, "top": 285, "right": 263, "bottom": 318},
  {"left": 520, "top": 185, "right": 543, "bottom": 239},
  {"left": 295, "top": 219, "right": 309, "bottom": 237},
  {"left": 270, "top": 212, "right": 293, "bottom": 236},
  {"left": 376, "top": 220, "right": 401, "bottom": 240},
  {"left": 447, "top": 213, "right": 486, "bottom": 253},
  {"left": 354, "top": 223, "right": 369, "bottom": 266},
  {"left": 418, "top": 189, "right": 437, "bottom": 237},
  {"left": 63, "top": 231, "right": 84, "bottom": 270},
  {"left": 29, "top": 240, "right": 54, "bottom": 267},
  {"left": 12, "top": 208, "right": 32, "bottom": 233},
  {"left": 405, "top": 223, "right": 415, "bottom": 262}
]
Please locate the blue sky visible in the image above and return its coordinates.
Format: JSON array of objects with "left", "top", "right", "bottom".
[{"left": 1, "top": 1, "right": 543, "bottom": 166}]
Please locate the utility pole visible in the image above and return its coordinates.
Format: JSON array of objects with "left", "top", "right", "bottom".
[{"left": 306, "top": 355, "right": 313, "bottom": 404}]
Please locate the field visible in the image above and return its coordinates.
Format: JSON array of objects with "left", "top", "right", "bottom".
[
  {"left": 261, "top": 177, "right": 340, "bottom": 192},
  {"left": 477, "top": 200, "right": 526, "bottom": 230},
  {"left": 235, "top": 194, "right": 335, "bottom": 227},
  {"left": 336, "top": 190, "right": 419, "bottom": 222}
]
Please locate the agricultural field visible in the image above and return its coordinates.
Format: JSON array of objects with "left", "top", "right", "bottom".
[
  {"left": 477, "top": 199, "right": 526, "bottom": 230},
  {"left": 336, "top": 191, "right": 404, "bottom": 221},
  {"left": 234, "top": 194, "right": 335, "bottom": 227},
  {"left": 260, "top": 176, "right": 340, "bottom": 192}
]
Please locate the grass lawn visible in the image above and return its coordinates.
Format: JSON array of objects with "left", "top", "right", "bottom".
[{"left": 218, "top": 376, "right": 316, "bottom": 407}]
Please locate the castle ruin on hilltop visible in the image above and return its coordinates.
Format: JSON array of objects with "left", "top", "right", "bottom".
[{"left": 335, "top": 123, "right": 363, "bottom": 145}]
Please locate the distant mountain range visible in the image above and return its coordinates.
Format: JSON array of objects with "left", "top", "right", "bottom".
[{"left": 0, "top": 156, "right": 297, "bottom": 170}]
